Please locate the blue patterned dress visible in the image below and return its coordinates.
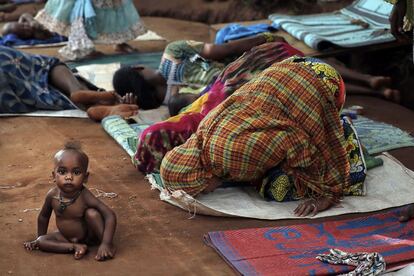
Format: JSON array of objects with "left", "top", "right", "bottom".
[
  {"left": 0, "top": 46, "right": 76, "bottom": 113},
  {"left": 35, "top": 0, "right": 146, "bottom": 60}
]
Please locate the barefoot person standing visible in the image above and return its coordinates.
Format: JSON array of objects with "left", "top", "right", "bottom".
[{"left": 35, "top": 0, "right": 146, "bottom": 60}]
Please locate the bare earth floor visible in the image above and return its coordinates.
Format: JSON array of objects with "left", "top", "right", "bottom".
[{"left": 1, "top": 16, "right": 414, "bottom": 276}]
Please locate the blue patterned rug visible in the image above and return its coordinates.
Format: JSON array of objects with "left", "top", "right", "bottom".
[{"left": 353, "top": 116, "right": 414, "bottom": 154}]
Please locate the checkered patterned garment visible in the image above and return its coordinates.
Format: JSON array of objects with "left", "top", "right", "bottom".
[
  {"left": 136, "top": 42, "right": 304, "bottom": 173},
  {"left": 160, "top": 56, "right": 349, "bottom": 201}
]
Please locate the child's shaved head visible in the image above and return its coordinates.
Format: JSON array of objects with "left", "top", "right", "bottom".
[{"left": 54, "top": 141, "right": 89, "bottom": 171}]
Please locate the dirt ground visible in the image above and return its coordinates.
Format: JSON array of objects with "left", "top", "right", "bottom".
[
  {"left": 2, "top": 97, "right": 414, "bottom": 276},
  {"left": 1, "top": 9, "right": 414, "bottom": 276}
]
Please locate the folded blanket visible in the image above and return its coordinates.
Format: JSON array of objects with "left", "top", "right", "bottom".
[{"left": 215, "top": 23, "right": 277, "bottom": 44}]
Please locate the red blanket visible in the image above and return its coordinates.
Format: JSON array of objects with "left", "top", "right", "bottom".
[{"left": 205, "top": 207, "right": 414, "bottom": 275}]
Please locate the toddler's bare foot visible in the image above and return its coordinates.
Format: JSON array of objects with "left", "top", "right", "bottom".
[
  {"left": 114, "top": 43, "right": 138, "bottom": 54},
  {"left": 399, "top": 204, "right": 414, "bottom": 222},
  {"left": 73, "top": 244, "right": 88, "bottom": 260},
  {"left": 382, "top": 88, "right": 401, "bottom": 104},
  {"left": 24, "top": 239, "right": 39, "bottom": 251},
  {"left": 369, "top": 76, "right": 392, "bottom": 90}
]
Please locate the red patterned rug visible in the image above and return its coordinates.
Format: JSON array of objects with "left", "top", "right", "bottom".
[{"left": 205, "top": 207, "right": 414, "bottom": 275}]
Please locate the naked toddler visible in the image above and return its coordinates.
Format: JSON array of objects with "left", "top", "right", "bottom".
[{"left": 24, "top": 141, "right": 117, "bottom": 261}]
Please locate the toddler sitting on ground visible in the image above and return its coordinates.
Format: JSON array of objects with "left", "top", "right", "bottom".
[{"left": 24, "top": 141, "right": 117, "bottom": 261}]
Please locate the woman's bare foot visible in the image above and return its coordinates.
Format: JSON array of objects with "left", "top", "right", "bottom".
[
  {"left": 85, "top": 50, "right": 105, "bottom": 59},
  {"left": 382, "top": 88, "right": 401, "bottom": 104},
  {"left": 73, "top": 244, "right": 88, "bottom": 260},
  {"left": 114, "top": 43, "right": 138, "bottom": 54},
  {"left": 24, "top": 239, "right": 40, "bottom": 251},
  {"left": 399, "top": 204, "right": 414, "bottom": 222},
  {"left": 369, "top": 76, "right": 392, "bottom": 90}
]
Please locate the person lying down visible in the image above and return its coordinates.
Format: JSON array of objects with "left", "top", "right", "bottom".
[{"left": 0, "top": 46, "right": 138, "bottom": 121}]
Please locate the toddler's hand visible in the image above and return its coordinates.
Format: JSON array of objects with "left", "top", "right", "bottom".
[
  {"left": 95, "top": 243, "right": 115, "bottom": 261},
  {"left": 23, "top": 239, "right": 39, "bottom": 251}
]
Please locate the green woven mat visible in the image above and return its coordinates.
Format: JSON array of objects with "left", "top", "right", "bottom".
[
  {"left": 67, "top": 52, "right": 162, "bottom": 69},
  {"left": 353, "top": 116, "right": 414, "bottom": 155}
]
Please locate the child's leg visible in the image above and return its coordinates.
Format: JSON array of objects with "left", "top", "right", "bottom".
[
  {"left": 70, "top": 90, "right": 118, "bottom": 106},
  {"left": 201, "top": 33, "right": 285, "bottom": 61},
  {"left": 27, "top": 232, "right": 88, "bottom": 260},
  {"left": 345, "top": 83, "right": 401, "bottom": 103},
  {"left": 85, "top": 208, "right": 104, "bottom": 242},
  {"left": 49, "top": 65, "right": 89, "bottom": 97},
  {"left": 324, "top": 58, "right": 392, "bottom": 89},
  {"left": 86, "top": 104, "right": 138, "bottom": 121},
  {"left": 85, "top": 208, "right": 116, "bottom": 261}
]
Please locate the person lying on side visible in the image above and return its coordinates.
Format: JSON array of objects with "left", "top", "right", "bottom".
[
  {"left": 0, "top": 46, "right": 138, "bottom": 121},
  {"left": 112, "top": 33, "right": 285, "bottom": 113}
]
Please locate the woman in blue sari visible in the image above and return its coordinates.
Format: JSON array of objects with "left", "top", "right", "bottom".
[{"left": 35, "top": 0, "right": 146, "bottom": 60}]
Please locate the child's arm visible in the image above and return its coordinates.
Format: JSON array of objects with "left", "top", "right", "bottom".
[
  {"left": 37, "top": 192, "right": 53, "bottom": 236},
  {"left": 83, "top": 189, "right": 117, "bottom": 261},
  {"left": 24, "top": 190, "right": 53, "bottom": 250}
]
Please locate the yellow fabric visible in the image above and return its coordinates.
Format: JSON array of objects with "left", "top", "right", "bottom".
[{"left": 164, "top": 93, "right": 209, "bottom": 123}]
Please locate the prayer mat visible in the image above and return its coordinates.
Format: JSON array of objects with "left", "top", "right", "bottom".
[
  {"left": 101, "top": 109, "right": 169, "bottom": 156},
  {"left": 353, "top": 116, "right": 414, "bottom": 155},
  {"left": 67, "top": 51, "right": 162, "bottom": 69},
  {"left": 101, "top": 115, "right": 144, "bottom": 157},
  {"left": 204, "top": 206, "right": 414, "bottom": 275},
  {"left": 147, "top": 153, "right": 414, "bottom": 220}
]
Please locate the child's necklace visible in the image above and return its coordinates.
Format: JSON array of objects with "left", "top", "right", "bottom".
[{"left": 55, "top": 188, "right": 83, "bottom": 213}]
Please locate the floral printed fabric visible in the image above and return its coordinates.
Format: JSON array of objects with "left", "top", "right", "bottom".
[
  {"left": 317, "top": 248, "right": 386, "bottom": 276},
  {"left": 0, "top": 46, "right": 76, "bottom": 113},
  {"left": 35, "top": 0, "right": 146, "bottom": 60}
]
